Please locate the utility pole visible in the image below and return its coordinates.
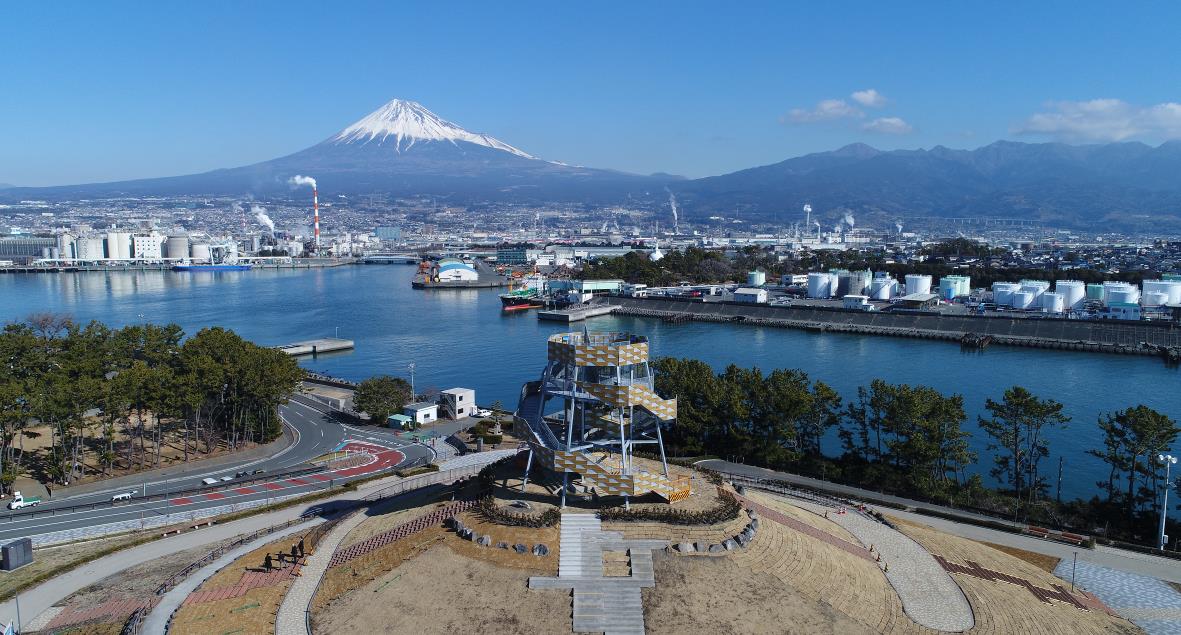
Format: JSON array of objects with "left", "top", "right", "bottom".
[
  {"left": 1158, "top": 454, "right": 1177, "bottom": 551},
  {"left": 408, "top": 362, "right": 417, "bottom": 398}
]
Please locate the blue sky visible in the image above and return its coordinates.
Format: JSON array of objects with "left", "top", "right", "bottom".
[{"left": 3, "top": 1, "right": 1180, "bottom": 186}]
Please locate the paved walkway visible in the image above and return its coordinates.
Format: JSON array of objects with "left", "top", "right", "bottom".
[
  {"left": 530, "top": 513, "right": 667, "bottom": 635},
  {"left": 1056, "top": 559, "right": 1181, "bottom": 635},
  {"left": 771, "top": 492, "right": 975, "bottom": 632},
  {"left": 275, "top": 510, "right": 369, "bottom": 635},
  {"left": 140, "top": 518, "right": 320, "bottom": 634}
]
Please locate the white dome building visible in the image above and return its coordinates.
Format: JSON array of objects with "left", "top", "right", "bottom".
[{"left": 649, "top": 241, "right": 665, "bottom": 262}]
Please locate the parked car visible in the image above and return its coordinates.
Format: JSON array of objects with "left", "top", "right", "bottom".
[
  {"left": 201, "top": 477, "right": 218, "bottom": 486},
  {"left": 252, "top": 469, "right": 265, "bottom": 475},
  {"left": 111, "top": 491, "right": 136, "bottom": 502},
  {"left": 219, "top": 475, "right": 233, "bottom": 482},
  {"left": 474, "top": 408, "right": 493, "bottom": 417}
]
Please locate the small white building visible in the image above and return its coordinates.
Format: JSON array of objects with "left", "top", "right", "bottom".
[
  {"left": 403, "top": 402, "right": 438, "bottom": 425},
  {"left": 439, "top": 387, "right": 476, "bottom": 420},
  {"left": 733, "top": 288, "right": 768, "bottom": 304},
  {"left": 842, "top": 295, "right": 873, "bottom": 311}
]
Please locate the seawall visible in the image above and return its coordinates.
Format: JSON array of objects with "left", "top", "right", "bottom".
[{"left": 598, "top": 296, "right": 1181, "bottom": 360}]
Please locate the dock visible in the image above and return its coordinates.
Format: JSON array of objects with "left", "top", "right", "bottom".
[
  {"left": 274, "top": 338, "right": 355, "bottom": 356},
  {"left": 537, "top": 305, "right": 617, "bottom": 323}
]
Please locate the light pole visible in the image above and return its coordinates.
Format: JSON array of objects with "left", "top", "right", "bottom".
[
  {"left": 1158, "top": 454, "right": 1177, "bottom": 551},
  {"left": 407, "top": 362, "right": 416, "bottom": 399}
]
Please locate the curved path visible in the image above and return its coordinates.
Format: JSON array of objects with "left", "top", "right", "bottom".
[
  {"left": 141, "top": 518, "right": 321, "bottom": 634},
  {"left": 275, "top": 511, "right": 368, "bottom": 635},
  {"left": 766, "top": 491, "right": 975, "bottom": 632}
]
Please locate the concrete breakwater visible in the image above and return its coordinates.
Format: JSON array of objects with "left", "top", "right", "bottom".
[{"left": 601, "top": 297, "right": 1181, "bottom": 360}]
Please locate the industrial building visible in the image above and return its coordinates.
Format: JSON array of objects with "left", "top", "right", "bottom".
[
  {"left": 403, "top": 402, "right": 438, "bottom": 425},
  {"left": 433, "top": 258, "right": 479, "bottom": 282}
]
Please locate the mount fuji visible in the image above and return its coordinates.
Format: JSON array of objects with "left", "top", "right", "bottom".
[{"left": 5, "top": 99, "right": 661, "bottom": 201}]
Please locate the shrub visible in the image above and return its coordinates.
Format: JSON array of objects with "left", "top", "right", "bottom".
[
  {"left": 475, "top": 496, "right": 561, "bottom": 527},
  {"left": 598, "top": 490, "right": 741, "bottom": 525},
  {"left": 480, "top": 434, "right": 504, "bottom": 445}
]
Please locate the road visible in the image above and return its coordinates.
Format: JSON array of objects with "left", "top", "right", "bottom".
[{"left": 0, "top": 397, "right": 433, "bottom": 543}]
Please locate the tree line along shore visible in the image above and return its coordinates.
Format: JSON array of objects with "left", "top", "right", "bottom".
[
  {"left": 0, "top": 314, "right": 303, "bottom": 490},
  {"left": 652, "top": 357, "right": 1179, "bottom": 549}
]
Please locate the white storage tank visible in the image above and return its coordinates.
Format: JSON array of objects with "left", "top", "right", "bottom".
[
  {"left": 1143, "top": 280, "right": 1181, "bottom": 305},
  {"left": 746, "top": 270, "right": 766, "bottom": 287},
  {"left": 1055, "top": 280, "right": 1086, "bottom": 310},
  {"left": 1042, "top": 292, "right": 1065, "bottom": 313},
  {"left": 992, "top": 282, "right": 1020, "bottom": 306},
  {"left": 869, "top": 277, "right": 896, "bottom": 300},
  {"left": 105, "top": 232, "right": 133, "bottom": 260},
  {"left": 841, "top": 269, "right": 872, "bottom": 296},
  {"left": 1011, "top": 291, "right": 1035, "bottom": 309},
  {"left": 1107, "top": 287, "right": 1139, "bottom": 305},
  {"left": 1144, "top": 291, "right": 1169, "bottom": 307},
  {"left": 939, "top": 275, "right": 971, "bottom": 300},
  {"left": 189, "top": 243, "right": 212, "bottom": 263},
  {"left": 807, "top": 272, "right": 833, "bottom": 299},
  {"left": 1086, "top": 284, "right": 1105, "bottom": 302},
  {"left": 905, "top": 274, "right": 932, "bottom": 296},
  {"left": 78, "top": 237, "right": 106, "bottom": 260},
  {"left": 166, "top": 235, "right": 189, "bottom": 260}
]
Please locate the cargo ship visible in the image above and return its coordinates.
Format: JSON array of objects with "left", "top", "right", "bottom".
[{"left": 500, "top": 288, "right": 545, "bottom": 311}]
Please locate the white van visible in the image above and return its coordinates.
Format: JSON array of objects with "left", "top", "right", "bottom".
[{"left": 201, "top": 477, "right": 218, "bottom": 486}]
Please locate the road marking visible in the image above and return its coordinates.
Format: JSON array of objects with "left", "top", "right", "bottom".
[
  {"left": 234, "top": 487, "right": 256, "bottom": 495},
  {"left": 171, "top": 497, "right": 193, "bottom": 505},
  {"left": 204, "top": 492, "right": 226, "bottom": 501}
]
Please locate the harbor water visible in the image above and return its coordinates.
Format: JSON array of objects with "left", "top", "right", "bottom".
[{"left": 2, "top": 265, "right": 1178, "bottom": 507}]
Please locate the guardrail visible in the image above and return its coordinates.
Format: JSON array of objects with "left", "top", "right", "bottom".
[{"left": 1, "top": 464, "right": 326, "bottom": 523}]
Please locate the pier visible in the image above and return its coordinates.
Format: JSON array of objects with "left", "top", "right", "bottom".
[
  {"left": 537, "top": 304, "right": 617, "bottom": 323},
  {"left": 274, "top": 338, "right": 355, "bottom": 356}
]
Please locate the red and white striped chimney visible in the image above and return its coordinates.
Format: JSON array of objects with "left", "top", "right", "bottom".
[{"left": 313, "top": 187, "right": 320, "bottom": 250}]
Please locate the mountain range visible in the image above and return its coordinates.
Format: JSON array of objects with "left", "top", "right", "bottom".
[{"left": 5, "top": 99, "right": 1181, "bottom": 229}]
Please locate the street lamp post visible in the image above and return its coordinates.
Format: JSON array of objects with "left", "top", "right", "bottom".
[
  {"left": 1158, "top": 454, "right": 1177, "bottom": 551},
  {"left": 408, "top": 362, "right": 417, "bottom": 398}
]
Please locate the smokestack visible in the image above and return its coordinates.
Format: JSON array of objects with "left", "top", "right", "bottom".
[{"left": 313, "top": 187, "right": 320, "bottom": 250}]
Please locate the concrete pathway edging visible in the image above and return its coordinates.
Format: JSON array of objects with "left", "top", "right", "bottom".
[{"left": 142, "top": 518, "right": 321, "bottom": 634}]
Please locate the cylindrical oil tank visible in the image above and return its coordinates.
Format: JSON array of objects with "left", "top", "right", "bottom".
[
  {"left": 1011, "top": 291, "right": 1035, "bottom": 309},
  {"left": 106, "top": 232, "right": 132, "bottom": 260},
  {"left": 189, "top": 243, "right": 212, "bottom": 262},
  {"left": 992, "top": 282, "right": 1019, "bottom": 306},
  {"left": 1107, "top": 288, "right": 1139, "bottom": 305},
  {"left": 1144, "top": 291, "right": 1168, "bottom": 307},
  {"left": 807, "top": 272, "right": 833, "bottom": 299},
  {"left": 846, "top": 269, "right": 872, "bottom": 296},
  {"left": 869, "top": 277, "right": 896, "bottom": 300},
  {"left": 1086, "top": 283, "right": 1105, "bottom": 301},
  {"left": 166, "top": 235, "right": 189, "bottom": 260},
  {"left": 905, "top": 274, "right": 932, "bottom": 296},
  {"left": 1055, "top": 280, "right": 1085, "bottom": 309},
  {"left": 1143, "top": 280, "right": 1181, "bottom": 305},
  {"left": 1042, "top": 292, "right": 1065, "bottom": 313},
  {"left": 746, "top": 271, "right": 766, "bottom": 287}
]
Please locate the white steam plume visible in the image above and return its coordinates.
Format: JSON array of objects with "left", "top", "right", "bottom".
[
  {"left": 253, "top": 204, "right": 275, "bottom": 233},
  {"left": 842, "top": 212, "right": 855, "bottom": 228},
  {"left": 665, "top": 187, "right": 679, "bottom": 229},
  {"left": 895, "top": 222, "right": 904, "bottom": 234},
  {"left": 289, "top": 175, "right": 317, "bottom": 189}
]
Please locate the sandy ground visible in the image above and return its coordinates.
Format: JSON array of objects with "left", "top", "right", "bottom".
[
  {"left": 0, "top": 532, "right": 150, "bottom": 600},
  {"left": 644, "top": 550, "right": 874, "bottom": 635},
  {"left": 977, "top": 540, "right": 1062, "bottom": 573},
  {"left": 314, "top": 543, "right": 568, "bottom": 635}
]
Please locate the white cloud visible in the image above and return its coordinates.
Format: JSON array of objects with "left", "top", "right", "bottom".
[
  {"left": 862, "top": 117, "right": 913, "bottom": 134},
  {"left": 851, "top": 89, "right": 887, "bottom": 108},
  {"left": 1016, "top": 99, "right": 1181, "bottom": 142},
  {"left": 786, "top": 99, "right": 863, "bottom": 123}
]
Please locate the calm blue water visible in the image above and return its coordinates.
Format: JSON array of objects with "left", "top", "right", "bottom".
[{"left": 2, "top": 266, "right": 1178, "bottom": 507}]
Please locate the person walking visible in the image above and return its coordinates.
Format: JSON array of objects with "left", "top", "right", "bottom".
[{"left": 263, "top": 553, "right": 273, "bottom": 572}]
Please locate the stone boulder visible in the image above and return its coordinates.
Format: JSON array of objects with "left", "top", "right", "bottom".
[
  {"left": 513, "top": 543, "right": 528, "bottom": 554},
  {"left": 708, "top": 543, "right": 723, "bottom": 553},
  {"left": 750, "top": 518, "right": 760, "bottom": 530},
  {"left": 533, "top": 544, "right": 549, "bottom": 556},
  {"left": 676, "top": 542, "right": 696, "bottom": 553},
  {"left": 735, "top": 533, "right": 749, "bottom": 547},
  {"left": 497, "top": 541, "right": 510, "bottom": 549},
  {"left": 477, "top": 535, "right": 492, "bottom": 547},
  {"left": 693, "top": 542, "right": 707, "bottom": 553},
  {"left": 723, "top": 539, "right": 737, "bottom": 551}
]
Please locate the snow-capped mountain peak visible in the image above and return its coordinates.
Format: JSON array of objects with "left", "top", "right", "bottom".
[{"left": 332, "top": 98, "right": 536, "bottom": 159}]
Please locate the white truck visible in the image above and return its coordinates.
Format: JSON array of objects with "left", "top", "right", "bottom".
[{"left": 8, "top": 491, "right": 42, "bottom": 510}]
